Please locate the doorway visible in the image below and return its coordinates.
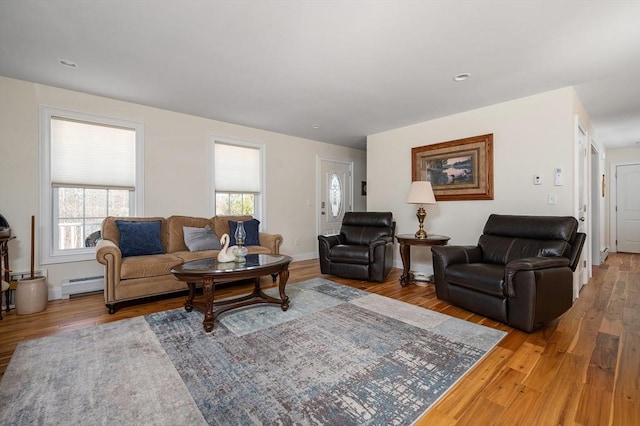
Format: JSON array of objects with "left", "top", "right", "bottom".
[
  {"left": 318, "top": 158, "right": 353, "bottom": 236},
  {"left": 614, "top": 163, "right": 640, "bottom": 253}
]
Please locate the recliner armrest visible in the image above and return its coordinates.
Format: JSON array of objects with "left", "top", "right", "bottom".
[
  {"left": 369, "top": 236, "right": 393, "bottom": 247},
  {"left": 318, "top": 234, "right": 343, "bottom": 249},
  {"left": 368, "top": 236, "right": 393, "bottom": 258},
  {"left": 431, "top": 245, "right": 482, "bottom": 268},
  {"left": 506, "top": 256, "right": 570, "bottom": 272},
  {"left": 505, "top": 256, "right": 570, "bottom": 297}
]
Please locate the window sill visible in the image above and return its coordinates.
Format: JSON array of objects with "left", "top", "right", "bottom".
[{"left": 41, "top": 249, "right": 96, "bottom": 265}]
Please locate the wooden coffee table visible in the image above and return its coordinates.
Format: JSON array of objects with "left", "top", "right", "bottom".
[{"left": 170, "top": 254, "right": 292, "bottom": 332}]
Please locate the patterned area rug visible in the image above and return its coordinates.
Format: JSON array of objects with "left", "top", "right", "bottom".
[{"left": 0, "top": 278, "right": 505, "bottom": 425}]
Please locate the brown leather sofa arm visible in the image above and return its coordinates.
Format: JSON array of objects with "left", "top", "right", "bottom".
[
  {"left": 95, "top": 239, "right": 122, "bottom": 304},
  {"left": 258, "top": 232, "right": 283, "bottom": 254}
]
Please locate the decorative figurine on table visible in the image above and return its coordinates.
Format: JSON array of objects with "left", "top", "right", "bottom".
[{"left": 217, "top": 234, "right": 237, "bottom": 263}]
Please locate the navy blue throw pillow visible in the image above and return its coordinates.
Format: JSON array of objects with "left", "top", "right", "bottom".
[
  {"left": 229, "top": 219, "right": 260, "bottom": 246},
  {"left": 116, "top": 220, "right": 165, "bottom": 257}
]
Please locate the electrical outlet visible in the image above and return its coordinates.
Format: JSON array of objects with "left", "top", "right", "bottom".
[
  {"left": 548, "top": 194, "right": 557, "bottom": 205},
  {"left": 294, "top": 238, "right": 299, "bottom": 246}
]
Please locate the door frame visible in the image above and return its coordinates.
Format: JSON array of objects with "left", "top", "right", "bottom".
[
  {"left": 573, "top": 116, "right": 590, "bottom": 297},
  {"left": 316, "top": 156, "right": 354, "bottom": 237},
  {"left": 609, "top": 160, "right": 640, "bottom": 252},
  {"left": 590, "top": 141, "right": 604, "bottom": 265}
]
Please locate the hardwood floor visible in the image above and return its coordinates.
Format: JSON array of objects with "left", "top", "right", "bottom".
[{"left": 1, "top": 253, "right": 638, "bottom": 425}]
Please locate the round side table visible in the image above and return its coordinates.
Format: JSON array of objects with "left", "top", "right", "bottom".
[{"left": 395, "top": 234, "right": 450, "bottom": 287}]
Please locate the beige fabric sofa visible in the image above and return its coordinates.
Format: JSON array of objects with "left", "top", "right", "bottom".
[{"left": 96, "top": 215, "right": 283, "bottom": 313}]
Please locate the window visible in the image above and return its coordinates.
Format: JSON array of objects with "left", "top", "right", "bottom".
[
  {"left": 212, "top": 140, "right": 263, "bottom": 220},
  {"left": 329, "top": 173, "right": 343, "bottom": 219},
  {"left": 40, "top": 107, "right": 144, "bottom": 263}
]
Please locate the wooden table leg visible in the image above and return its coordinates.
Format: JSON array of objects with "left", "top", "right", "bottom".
[
  {"left": 399, "top": 241, "right": 411, "bottom": 287},
  {"left": 278, "top": 268, "right": 290, "bottom": 311},
  {"left": 202, "top": 276, "right": 215, "bottom": 332},
  {"left": 184, "top": 282, "right": 195, "bottom": 312}
]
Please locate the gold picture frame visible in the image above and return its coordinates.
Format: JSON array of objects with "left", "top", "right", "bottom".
[{"left": 412, "top": 134, "right": 494, "bottom": 201}]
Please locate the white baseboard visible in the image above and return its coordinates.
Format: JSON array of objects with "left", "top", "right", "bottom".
[{"left": 289, "top": 251, "right": 318, "bottom": 262}]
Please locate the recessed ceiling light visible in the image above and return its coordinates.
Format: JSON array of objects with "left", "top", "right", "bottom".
[
  {"left": 453, "top": 73, "right": 470, "bottom": 82},
  {"left": 312, "top": 124, "right": 320, "bottom": 129},
  {"left": 59, "top": 59, "right": 78, "bottom": 68}
]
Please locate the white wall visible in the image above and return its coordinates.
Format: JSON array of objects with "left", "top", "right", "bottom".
[
  {"left": 367, "top": 87, "right": 591, "bottom": 275},
  {"left": 0, "top": 76, "right": 366, "bottom": 297}
]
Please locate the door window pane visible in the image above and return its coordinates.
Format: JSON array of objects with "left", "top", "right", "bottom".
[{"left": 330, "top": 173, "right": 342, "bottom": 219}]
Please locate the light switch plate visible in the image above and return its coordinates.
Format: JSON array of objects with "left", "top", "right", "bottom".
[{"left": 554, "top": 168, "right": 563, "bottom": 186}]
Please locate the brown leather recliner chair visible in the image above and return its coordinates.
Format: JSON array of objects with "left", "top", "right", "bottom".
[
  {"left": 318, "top": 212, "right": 395, "bottom": 282},
  {"left": 431, "top": 214, "right": 586, "bottom": 332}
]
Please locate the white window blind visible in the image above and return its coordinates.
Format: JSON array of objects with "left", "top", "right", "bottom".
[
  {"left": 51, "top": 117, "right": 136, "bottom": 189},
  {"left": 214, "top": 143, "right": 261, "bottom": 192}
]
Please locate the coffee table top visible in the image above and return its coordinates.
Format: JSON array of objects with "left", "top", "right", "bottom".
[{"left": 171, "top": 253, "right": 292, "bottom": 277}]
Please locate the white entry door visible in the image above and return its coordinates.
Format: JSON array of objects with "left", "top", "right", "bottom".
[
  {"left": 318, "top": 158, "right": 353, "bottom": 236},
  {"left": 616, "top": 163, "right": 640, "bottom": 253}
]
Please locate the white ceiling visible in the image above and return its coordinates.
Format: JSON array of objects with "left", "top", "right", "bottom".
[{"left": 1, "top": 1, "right": 639, "bottom": 150}]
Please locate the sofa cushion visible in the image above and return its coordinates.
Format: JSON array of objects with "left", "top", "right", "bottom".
[
  {"left": 329, "top": 245, "right": 370, "bottom": 265},
  {"left": 120, "top": 253, "right": 183, "bottom": 279},
  {"left": 478, "top": 235, "right": 570, "bottom": 265},
  {"left": 173, "top": 250, "right": 220, "bottom": 263},
  {"left": 212, "top": 215, "right": 254, "bottom": 238},
  {"left": 340, "top": 212, "right": 394, "bottom": 245},
  {"left": 102, "top": 216, "right": 167, "bottom": 248},
  {"left": 166, "top": 216, "right": 214, "bottom": 253},
  {"left": 183, "top": 225, "right": 221, "bottom": 251},
  {"left": 116, "top": 220, "right": 165, "bottom": 257},
  {"left": 446, "top": 263, "right": 505, "bottom": 297},
  {"left": 483, "top": 214, "right": 578, "bottom": 242},
  {"left": 229, "top": 219, "right": 260, "bottom": 246}
]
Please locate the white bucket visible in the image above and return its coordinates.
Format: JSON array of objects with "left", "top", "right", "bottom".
[{"left": 16, "top": 276, "right": 48, "bottom": 315}]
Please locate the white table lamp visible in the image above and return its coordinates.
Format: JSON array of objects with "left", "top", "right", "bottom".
[{"left": 405, "top": 181, "right": 436, "bottom": 239}]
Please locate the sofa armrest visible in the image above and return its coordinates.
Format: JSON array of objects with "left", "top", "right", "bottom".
[
  {"left": 96, "top": 239, "right": 122, "bottom": 304},
  {"left": 504, "top": 256, "right": 570, "bottom": 297},
  {"left": 258, "top": 232, "right": 283, "bottom": 254}
]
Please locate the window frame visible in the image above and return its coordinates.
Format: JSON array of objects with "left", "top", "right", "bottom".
[
  {"left": 39, "top": 106, "right": 144, "bottom": 264},
  {"left": 210, "top": 137, "right": 265, "bottom": 225}
]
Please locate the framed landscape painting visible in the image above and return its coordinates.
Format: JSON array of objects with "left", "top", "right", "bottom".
[{"left": 412, "top": 134, "right": 494, "bottom": 201}]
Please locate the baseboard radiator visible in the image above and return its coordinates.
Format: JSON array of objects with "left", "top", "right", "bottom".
[
  {"left": 61, "top": 276, "right": 104, "bottom": 299},
  {"left": 600, "top": 247, "right": 609, "bottom": 263}
]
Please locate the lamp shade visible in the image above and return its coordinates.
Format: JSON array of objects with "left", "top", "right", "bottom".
[{"left": 405, "top": 181, "right": 436, "bottom": 204}]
